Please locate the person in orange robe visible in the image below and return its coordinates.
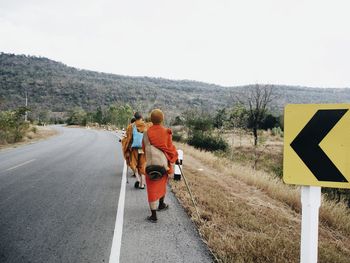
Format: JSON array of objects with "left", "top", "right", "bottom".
[
  {"left": 143, "top": 109, "right": 178, "bottom": 223},
  {"left": 122, "top": 112, "right": 147, "bottom": 189},
  {"left": 121, "top": 117, "right": 135, "bottom": 168}
]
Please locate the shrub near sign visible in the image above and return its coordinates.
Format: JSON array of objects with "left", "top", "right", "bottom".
[{"left": 283, "top": 104, "right": 350, "bottom": 189}]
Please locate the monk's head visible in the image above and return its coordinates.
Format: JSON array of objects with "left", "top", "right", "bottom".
[
  {"left": 134, "top": 112, "right": 142, "bottom": 120},
  {"left": 150, "top": 109, "right": 164, "bottom": 125}
]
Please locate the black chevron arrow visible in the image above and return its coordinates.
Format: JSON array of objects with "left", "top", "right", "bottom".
[{"left": 290, "top": 109, "right": 348, "bottom": 182}]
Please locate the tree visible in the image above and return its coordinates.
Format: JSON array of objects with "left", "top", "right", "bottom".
[
  {"left": 0, "top": 107, "right": 30, "bottom": 143},
  {"left": 67, "top": 107, "right": 87, "bottom": 125},
  {"left": 213, "top": 108, "right": 227, "bottom": 129},
  {"left": 183, "top": 110, "right": 213, "bottom": 137},
  {"left": 171, "top": 116, "right": 184, "bottom": 126},
  {"left": 228, "top": 104, "right": 249, "bottom": 130},
  {"left": 116, "top": 104, "right": 133, "bottom": 128},
  {"left": 227, "top": 104, "right": 249, "bottom": 146},
  {"left": 105, "top": 105, "right": 118, "bottom": 125},
  {"left": 38, "top": 110, "right": 50, "bottom": 125},
  {"left": 260, "top": 113, "right": 279, "bottom": 130},
  {"left": 238, "top": 85, "right": 273, "bottom": 146},
  {"left": 94, "top": 106, "right": 103, "bottom": 124}
]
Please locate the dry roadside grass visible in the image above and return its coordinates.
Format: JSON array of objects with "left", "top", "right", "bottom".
[
  {"left": 0, "top": 125, "right": 58, "bottom": 151},
  {"left": 223, "top": 130, "right": 284, "bottom": 175},
  {"left": 170, "top": 143, "right": 350, "bottom": 263}
]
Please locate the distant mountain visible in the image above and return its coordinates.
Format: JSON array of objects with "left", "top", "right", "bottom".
[{"left": 1, "top": 52, "right": 350, "bottom": 119}]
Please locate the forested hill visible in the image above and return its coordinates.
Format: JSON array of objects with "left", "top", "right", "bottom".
[{"left": 2, "top": 52, "right": 350, "bottom": 118}]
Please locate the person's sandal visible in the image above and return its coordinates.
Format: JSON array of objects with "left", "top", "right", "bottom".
[
  {"left": 146, "top": 216, "right": 157, "bottom": 223},
  {"left": 158, "top": 203, "right": 169, "bottom": 211},
  {"left": 134, "top": 181, "right": 140, "bottom": 189},
  {"left": 139, "top": 185, "right": 145, "bottom": 189}
]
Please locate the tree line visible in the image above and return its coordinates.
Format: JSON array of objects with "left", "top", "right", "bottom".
[{"left": 66, "top": 104, "right": 134, "bottom": 128}]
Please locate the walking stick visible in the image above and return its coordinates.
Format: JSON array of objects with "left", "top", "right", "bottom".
[{"left": 177, "top": 164, "right": 201, "bottom": 221}]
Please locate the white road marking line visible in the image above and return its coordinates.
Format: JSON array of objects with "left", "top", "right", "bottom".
[
  {"left": 109, "top": 160, "right": 127, "bottom": 263},
  {"left": 6, "top": 159, "right": 36, "bottom": 171}
]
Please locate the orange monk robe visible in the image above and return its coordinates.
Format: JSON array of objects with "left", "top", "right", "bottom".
[
  {"left": 121, "top": 136, "right": 131, "bottom": 166},
  {"left": 121, "top": 119, "right": 147, "bottom": 174},
  {"left": 143, "top": 124, "right": 178, "bottom": 202}
]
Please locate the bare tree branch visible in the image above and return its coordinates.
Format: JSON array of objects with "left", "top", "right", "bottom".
[{"left": 236, "top": 84, "right": 274, "bottom": 146}]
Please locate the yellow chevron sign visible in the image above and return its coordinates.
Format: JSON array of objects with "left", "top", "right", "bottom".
[{"left": 283, "top": 104, "right": 350, "bottom": 188}]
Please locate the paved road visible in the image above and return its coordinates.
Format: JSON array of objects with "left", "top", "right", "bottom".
[{"left": 0, "top": 126, "right": 212, "bottom": 263}]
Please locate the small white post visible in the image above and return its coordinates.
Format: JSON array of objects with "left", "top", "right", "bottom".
[
  {"left": 300, "top": 185, "right": 321, "bottom": 263},
  {"left": 174, "top": 150, "right": 183, "bottom": 181}
]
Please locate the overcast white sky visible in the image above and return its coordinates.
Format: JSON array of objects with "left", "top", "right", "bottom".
[{"left": 0, "top": 0, "right": 350, "bottom": 87}]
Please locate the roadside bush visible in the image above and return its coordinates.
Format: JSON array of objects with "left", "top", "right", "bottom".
[
  {"left": 31, "top": 126, "right": 38, "bottom": 133},
  {"left": 188, "top": 132, "right": 228, "bottom": 152},
  {"left": 0, "top": 107, "right": 30, "bottom": 144},
  {"left": 183, "top": 111, "right": 214, "bottom": 135},
  {"left": 172, "top": 131, "right": 183, "bottom": 142},
  {"left": 271, "top": 127, "right": 283, "bottom": 137},
  {"left": 67, "top": 107, "right": 87, "bottom": 126}
]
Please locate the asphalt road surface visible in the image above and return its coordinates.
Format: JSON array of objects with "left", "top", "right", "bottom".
[{"left": 0, "top": 126, "right": 212, "bottom": 263}]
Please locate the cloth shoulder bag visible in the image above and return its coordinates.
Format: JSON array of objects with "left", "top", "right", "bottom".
[{"left": 143, "top": 131, "right": 168, "bottom": 180}]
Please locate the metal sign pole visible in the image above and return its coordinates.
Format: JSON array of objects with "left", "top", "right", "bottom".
[{"left": 300, "top": 185, "right": 321, "bottom": 263}]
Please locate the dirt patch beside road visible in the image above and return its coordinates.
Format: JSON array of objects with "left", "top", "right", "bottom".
[{"left": 0, "top": 126, "right": 58, "bottom": 151}]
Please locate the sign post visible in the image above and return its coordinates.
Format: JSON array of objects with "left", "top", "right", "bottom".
[{"left": 300, "top": 186, "right": 321, "bottom": 263}]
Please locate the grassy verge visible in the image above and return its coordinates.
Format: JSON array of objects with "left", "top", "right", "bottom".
[{"left": 170, "top": 143, "right": 350, "bottom": 263}]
